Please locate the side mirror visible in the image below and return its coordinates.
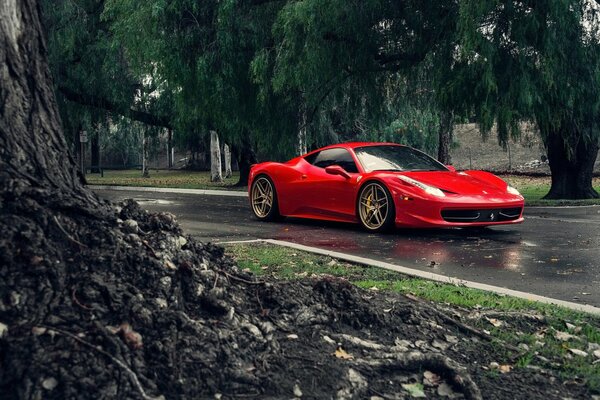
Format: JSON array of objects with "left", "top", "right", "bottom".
[
  {"left": 446, "top": 165, "right": 456, "bottom": 172},
  {"left": 325, "top": 165, "right": 350, "bottom": 179}
]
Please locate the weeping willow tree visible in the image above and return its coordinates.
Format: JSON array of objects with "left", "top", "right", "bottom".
[
  {"left": 453, "top": 0, "right": 600, "bottom": 199},
  {"left": 103, "top": 0, "right": 302, "bottom": 185},
  {"left": 266, "top": 0, "right": 599, "bottom": 199},
  {"left": 41, "top": 0, "right": 174, "bottom": 176},
  {"left": 258, "top": 0, "right": 458, "bottom": 158}
]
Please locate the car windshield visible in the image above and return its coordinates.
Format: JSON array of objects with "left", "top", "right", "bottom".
[{"left": 354, "top": 145, "right": 448, "bottom": 173}]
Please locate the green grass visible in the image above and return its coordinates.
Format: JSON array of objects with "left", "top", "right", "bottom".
[
  {"left": 86, "top": 169, "right": 244, "bottom": 190},
  {"left": 500, "top": 174, "right": 600, "bottom": 206},
  {"left": 225, "top": 242, "right": 600, "bottom": 393}
]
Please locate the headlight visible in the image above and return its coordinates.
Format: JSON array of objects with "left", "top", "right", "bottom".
[
  {"left": 507, "top": 186, "right": 521, "bottom": 196},
  {"left": 398, "top": 176, "right": 445, "bottom": 197}
]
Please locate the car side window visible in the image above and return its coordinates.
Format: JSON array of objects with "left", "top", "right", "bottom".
[{"left": 305, "top": 148, "right": 358, "bottom": 173}]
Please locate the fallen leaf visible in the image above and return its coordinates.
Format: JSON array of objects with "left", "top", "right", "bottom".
[
  {"left": 164, "top": 260, "right": 176, "bottom": 270},
  {"left": 554, "top": 330, "right": 578, "bottom": 341},
  {"left": 568, "top": 348, "right": 588, "bottom": 357},
  {"left": 401, "top": 383, "right": 426, "bottom": 398},
  {"left": 287, "top": 334, "right": 299, "bottom": 340},
  {"left": 423, "top": 371, "right": 441, "bottom": 386},
  {"left": 334, "top": 347, "right": 353, "bottom": 360},
  {"left": 594, "top": 350, "right": 600, "bottom": 359},
  {"left": 499, "top": 365, "right": 512, "bottom": 374},
  {"left": 486, "top": 317, "right": 503, "bottom": 328}
]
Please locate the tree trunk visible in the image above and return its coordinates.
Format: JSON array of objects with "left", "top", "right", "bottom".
[
  {"left": 210, "top": 130, "right": 223, "bottom": 182},
  {"left": 90, "top": 132, "right": 100, "bottom": 173},
  {"left": 0, "top": 0, "right": 95, "bottom": 209},
  {"left": 142, "top": 133, "right": 150, "bottom": 178},
  {"left": 298, "top": 102, "right": 307, "bottom": 156},
  {"left": 437, "top": 110, "right": 453, "bottom": 165},
  {"left": 223, "top": 143, "right": 232, "bottom": 178},
  {"left": 233, "top": 133, "right": 257, "bottom": 187},
  {"left": 167, "top": 128, "right": 173, "bottom": 168},
  {"left": 543, "top": 129, "right": 599, "bottom": 199}
]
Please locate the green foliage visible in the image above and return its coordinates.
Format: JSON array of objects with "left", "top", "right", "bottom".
[{"left": 453, "top": 0, "right": 600, "bottom": 147}]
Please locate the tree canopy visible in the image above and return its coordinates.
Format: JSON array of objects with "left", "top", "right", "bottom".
[{"left": 43, "top": 0, "right": 600, "bottom": 198}]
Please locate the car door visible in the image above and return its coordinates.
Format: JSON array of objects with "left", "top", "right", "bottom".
[{"left": 303, "top": 148, "right": 360, "bottom": 221}]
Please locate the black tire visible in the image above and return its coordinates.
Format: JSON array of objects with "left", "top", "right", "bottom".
[
  {"left": 250, "top": 174, "right": 280, "bottom": 221},
  {"left": 357, "top": 181, "right": 395, "bottom": 232}
]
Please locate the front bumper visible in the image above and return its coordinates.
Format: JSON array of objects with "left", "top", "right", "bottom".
[{"left": 391, "top": 193, "right": 525, "bottom": 228}]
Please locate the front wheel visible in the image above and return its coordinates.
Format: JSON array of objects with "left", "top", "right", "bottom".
[
  {"left": 357, "top": 182, "right": 395, "bottom": 232},
  {"left": 250, "top": 175, "right": 280, "bottom": 221}
]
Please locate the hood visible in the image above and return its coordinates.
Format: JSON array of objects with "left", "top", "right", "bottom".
[{"left": 398, "top": 171, "right": 507, "bottom": 196}]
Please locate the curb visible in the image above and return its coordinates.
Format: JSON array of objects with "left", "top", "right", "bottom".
[
  {"left": 220, "top": 239, "right": 600, "bottom": 316},
  {"left": 88, "top": 185, "right": 248, "bottom": 197}
]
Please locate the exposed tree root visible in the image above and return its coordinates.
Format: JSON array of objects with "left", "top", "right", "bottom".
[{"left": 353, "top": 351, "right": 483, "bottom": 400}]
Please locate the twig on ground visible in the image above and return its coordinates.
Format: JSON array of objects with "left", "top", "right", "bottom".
[
  {"left": 45, "top": 326, "right": 164, "bottom": 400},
  {"left": 218, "top": 269, "right": 265, "bottom": 285},
  {"left": 142, "top": 240, "right": 158, "bottom": 258},
  {"left": 71, "top": 288, "right": 93, "bottom": 311},
  {"left": 53, "top": 215, "right": 87, "bottom": 248}
]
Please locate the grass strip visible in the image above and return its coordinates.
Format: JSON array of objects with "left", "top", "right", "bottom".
[{"left": 86, "top": 169, "right": 244, "bottom": 190}]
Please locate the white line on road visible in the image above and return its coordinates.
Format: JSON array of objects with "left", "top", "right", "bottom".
[
  {"left": 89, "top": 185, "right": 248, "bottom": 197},
  {"left": 221, "top": 238, "right": 600, "bottom": 316}
]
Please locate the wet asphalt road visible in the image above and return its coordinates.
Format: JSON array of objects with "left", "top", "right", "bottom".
[{"left": 95, "top": 188, "right": 600, "bottom": 307}]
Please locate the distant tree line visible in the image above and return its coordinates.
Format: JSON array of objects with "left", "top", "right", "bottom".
[{"left": 42, "top": 0, "right": 600, "bottom": 198}]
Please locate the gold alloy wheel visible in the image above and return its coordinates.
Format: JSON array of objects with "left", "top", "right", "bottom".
[
  {"left": 251, "top": 176, "right": 274, "bottom": 218},
  {"left": 359, "top": 182, "right": 389, "bottom": 230}
]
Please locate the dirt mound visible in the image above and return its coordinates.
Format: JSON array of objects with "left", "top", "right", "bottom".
[{"left": 0, "top": 198, "right": 591, "bottom": 399}]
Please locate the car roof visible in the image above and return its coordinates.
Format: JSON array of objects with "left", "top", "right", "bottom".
[{"left": 311, "top": 142, "right": 404, "bottom": 152}]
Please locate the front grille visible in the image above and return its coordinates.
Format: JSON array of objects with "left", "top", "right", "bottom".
[{"left": 441, "top": 207, "right": 522, "bottom": 223}]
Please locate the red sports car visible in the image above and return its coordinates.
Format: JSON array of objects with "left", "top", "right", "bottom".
[{"left": 248, "top": 142, "right": 524, "bottom": 231}]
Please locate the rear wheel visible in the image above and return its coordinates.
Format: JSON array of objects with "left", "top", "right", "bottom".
[
  {"left": 357, "top": 182, "right": 395, "bottom": 232},
  {"left": 250, "top": 175, "right": 280, "bottom": 221}
]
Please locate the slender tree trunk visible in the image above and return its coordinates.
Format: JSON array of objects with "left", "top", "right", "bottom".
[
  {"left": 543, "top": 128, "right": 599, "bottom": 199},
  {"left": 167, "top": 128, "right": 173, "bottom": 168},
  {"left": 90, "top": 132, "right": 100, "bottom": 173},
  {"left": 223, "top": 143, "right": 232, "bottom": 178},
  {"left": 437, "top": 111, "right": 453, "bottom": 165},
  {"left": 298, "top": 102, "right": 307, "bottom": 156},
  {"left": 141, "top": 131, "right": 150, "bottom": 178},
  {"left": 233, "top": 133, "right": 257, "bottom": 187},
  {"left": 210, "top": 130, "right": 223, "bottom": 182}
]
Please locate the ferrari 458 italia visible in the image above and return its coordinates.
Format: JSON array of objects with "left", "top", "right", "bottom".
[{"left": 248, "top": 143, "right": 524, "bottom": 231}]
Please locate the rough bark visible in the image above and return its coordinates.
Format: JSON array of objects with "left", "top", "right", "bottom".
[
  {"left": 543, "top": 130, "right": 600, "bottom": 199},
  {"left": 437, "top": 110, "right": 453, "bottom": 165},
  {"left": 233, "top": 133, "right": 257, "bottom": 187},
  {"left": 141, "top": 134, "right": 150, "bottom": 178},
  {"left": 210, "top": 130, "right": 223, "bottom": 182},
  {"left": 0, "top": 0, "right": 99, "bottom": 212},
  {"left": 223, "top": 143, "right": 232, "bottom": 178}
]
